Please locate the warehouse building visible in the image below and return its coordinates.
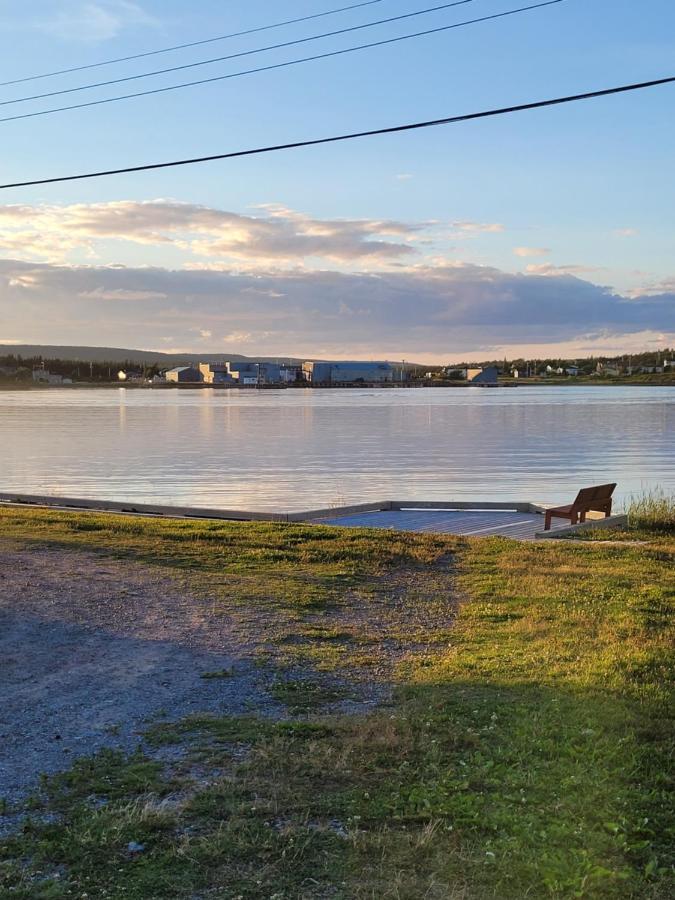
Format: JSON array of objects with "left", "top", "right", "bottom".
[
  {"left": 227, "top": 361, "right": 281, "bottom": 385},
  {"left": 199, "top": 363, "right": 233, "bottom": 384},
  {"left": 302, "top": 361, "right": 394, "bottom": 385},
  {"left": 165, "top": 366, "right": 201, "bottom": 383}
]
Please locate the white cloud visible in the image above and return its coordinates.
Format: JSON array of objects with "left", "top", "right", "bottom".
[
  {"left": 222, "top": 332, "right": 254, "bottom": 344},
  {"left": 78, "top": 287, "right": 166, "bottom": 301},
  {"left": 525, "top": 263, "right": 605, "bottom": 276},
  {"left": 513, "top": 246, "right": 551, "bottom": 258},
  {"left": 34, "top": 2, "right": 156, "bottom": 42},
  {"left": 0, "top": 200, "right": 510, "bottom": 269},
  {"left": 0, "top": 200, "right": 425, "bottom": 267},
  {"left": 614, "top": 228, "right": 638, "bottom": 238},
  {"left": 452, "top": 222, "right": 504, "bottom": 234}
]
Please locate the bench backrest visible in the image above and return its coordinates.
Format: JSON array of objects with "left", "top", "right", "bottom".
[{"left": 572, "top": 483, "right": 616, "bottom": 510}]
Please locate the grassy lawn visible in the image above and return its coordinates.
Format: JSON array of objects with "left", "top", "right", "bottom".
[{"left": 0, "top": 506, "right": 673, "bottom": 899}]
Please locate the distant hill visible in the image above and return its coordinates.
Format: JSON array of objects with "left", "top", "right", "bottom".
[{"left": 1, "top": 345, "right": 306, "bottom": 366}]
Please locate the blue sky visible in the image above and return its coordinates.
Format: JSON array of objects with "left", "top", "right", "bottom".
[{"left": 0, "top": 0, "right": 673, "bottom": 361}]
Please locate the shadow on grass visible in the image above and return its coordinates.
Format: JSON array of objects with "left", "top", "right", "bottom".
[{"left": 1, "top": 677, "right": 672, "bottom": 900}]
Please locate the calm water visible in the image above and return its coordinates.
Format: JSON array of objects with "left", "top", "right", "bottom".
[{"left": 1, "top": 386, "right": 674, "bottom": 512}]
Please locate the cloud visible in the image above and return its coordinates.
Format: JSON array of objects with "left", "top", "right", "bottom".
[
  {"left": 222, "top": 332, "right": 254, "bottom": 344},
  {"left": 2, "top": 257, "right": 673, "bottom": 359},
  {"left": 513, "top": 246, "right": 551, "bottom": 258},
  {"left": 614, "top": 228, "right": 638, "bottom": 238},
  {"left": 0, "top": 200, "right": 510, "bottom": 269},
  {"left": 525, "top": 263, "right": 605, "bottom": 276},
  {"left": 0, "top": 200, "right": 429, "bottom": 267},
  {"left": 453, "top": 222, "right": 504, "bottom": 234},
  {"left": 396, "top": 174, "right": 414, "bottom": 181},
  {"left": 627, "top": 276, "right": 675, "bottom": 298},
  {"left": 33, "top": 2, "right": 156, "bottom": 41},
  {"left": 78, "top": 287, "right": 167, "bottom": 301}
]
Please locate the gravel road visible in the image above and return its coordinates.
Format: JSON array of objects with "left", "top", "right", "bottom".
[{"left": 0, "top": 542, "right": 273, "bottom": 816}]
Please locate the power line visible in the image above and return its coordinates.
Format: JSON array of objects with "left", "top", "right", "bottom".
[
  {"left": 0, "top": 1, "right": 388, "bottom": 88},
  {"left": 2, "top": 0, "right": 478, "bottom": 108},
  {"left": 0, "top": 1, "right": 564, "bottom": 124},
  {"left": 1, "top": 75, "right": 672, "bottom": 191}
]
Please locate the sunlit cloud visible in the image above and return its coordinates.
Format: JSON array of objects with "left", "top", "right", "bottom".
[
  {"left": 513, "top": 246, "right": 551, "bottom": 258},
  {"left": 0, "top": 200, "right": 510, "bottom": 270},
  {"left": 525, "top": 263, "right": 605, "bottom": 276},
  {"left": 78, "top": 287, "right": 167, "bottom": 301}
]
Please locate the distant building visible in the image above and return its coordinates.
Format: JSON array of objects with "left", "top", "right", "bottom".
[
  {"left": 279, "top": 364, "right": 302, "bottom": 384},
  {"left": 566, "top": 366, "right": 580, "bottom": 376},
  {"left": 32, "top": 368, "right": 69, "bottom": 385},
  {"left": 596, "top": 362, "right": 621, "bottom": 377},
  {"left": 302, "top": 361, "right": 394, "bottom": 385},
  {"left": 467, "top": 366, "right": 499, "bottom": 385},
  {"left": 199, "top": 363, "right": 234, "bottom": 385},
  {"left": 226, "top": 361, "right": 281, "bottom": 385},
  {"left": 165, "top": 366, "right": 202, "bottom": 383},
  {"left": 595, "top": 363, "right": 621, "bottom": 378}
]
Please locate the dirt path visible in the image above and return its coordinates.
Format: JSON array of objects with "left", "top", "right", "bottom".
[
  {"left": 0, "top": 537, "right": 459, "bottom": 839},
  {"left": 0, "top": 543, "right": 274, "bottom": 814}
]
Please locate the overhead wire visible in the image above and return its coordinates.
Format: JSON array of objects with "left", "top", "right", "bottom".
[
  {"left": 0, "top": 1, "right": 389, "bottom": 87},
  {"left": 0, "top": 1, "right": 565, "bottom": 124},
  {"left": 1, "top": 0, "right": 478, "bottom": 108},
  {"left": 1, "top": 75, "right": 672, "bottom": 190}
]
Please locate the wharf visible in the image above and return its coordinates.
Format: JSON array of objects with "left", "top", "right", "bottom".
[{"left": 0, "top": 493, "right": 627, "bottom": 540}]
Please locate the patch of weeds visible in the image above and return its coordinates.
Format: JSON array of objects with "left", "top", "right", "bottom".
[
  {"left": 144, "top": 714, "right": 274, "bottom": 749},
  {"left": 36, "top": 749, "right": 171, "bottom": 812},
  {"left": 627, "top": 487, "right": 675, "bottom": 533},
  {"left": 270, "top": 678, "right": 352, "bottom": 714},
  {"left": 199, "top": 668, "right": 233, "bottom": 680}
]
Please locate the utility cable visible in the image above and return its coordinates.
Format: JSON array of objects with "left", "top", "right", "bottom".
[
  {"left": 0, "top": 1, "right": 565, "bottom": 124},
  {"left": 1, "top": 1, "right": 478, "bottom": 107},
  {"left": 0, "top": 1, "right": 388, "bottom": 87},
  {"left": 1, "top": 75, "right": 671, "bottom": 190}
]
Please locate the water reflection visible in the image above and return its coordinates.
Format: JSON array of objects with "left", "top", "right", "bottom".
[{"left": 1, "top": 386, "right": 673, "bottom": 512}]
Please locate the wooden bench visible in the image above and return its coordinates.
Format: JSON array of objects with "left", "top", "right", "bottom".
[{"left": 544, "top": 483, "right": 616, "bottom": 531}]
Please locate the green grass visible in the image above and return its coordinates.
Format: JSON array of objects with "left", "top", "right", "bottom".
[
  {"left": 270, "top": 677, "right": 352, "bottom": 714},
  {"left": 627, "top": 489, "right": 675, "bottom": 533},
  {"left": 199, "top": 668, "right": 234, "bottom": 680},
  {"left": 1, "top": 507, "right": 673, "bottom": 898}
]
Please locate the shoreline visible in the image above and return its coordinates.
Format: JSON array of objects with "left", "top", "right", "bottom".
[{"left": 1, "top": 377, "right": 675, "bottom": 391}]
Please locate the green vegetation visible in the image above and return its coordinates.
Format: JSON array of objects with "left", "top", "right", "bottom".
[
  {"left": 627, "top": 489, "right": 675, "bottom": 533},
  {"left": 0, "top": 506, "right": 673, "bottom": 898}
]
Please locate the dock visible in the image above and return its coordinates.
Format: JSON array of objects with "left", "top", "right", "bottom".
[
  {"left": 316, "top": 508, "right": 558, "bottom": 539},
  {"left": 0, "top": 493, "right": 627, "bottom": 540}
]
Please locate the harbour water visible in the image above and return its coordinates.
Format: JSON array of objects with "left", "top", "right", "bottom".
[{"left": 1, "top": 385, "right": 673, "bottom": 512}]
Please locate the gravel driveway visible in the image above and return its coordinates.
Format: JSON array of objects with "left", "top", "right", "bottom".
[{"left": 0, "top": 543, "right": 272, "bottom": 815}]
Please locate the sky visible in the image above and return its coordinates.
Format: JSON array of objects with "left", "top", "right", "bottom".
[{"left": 0, "top": 0, "right": 673, "bottom": 363}]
